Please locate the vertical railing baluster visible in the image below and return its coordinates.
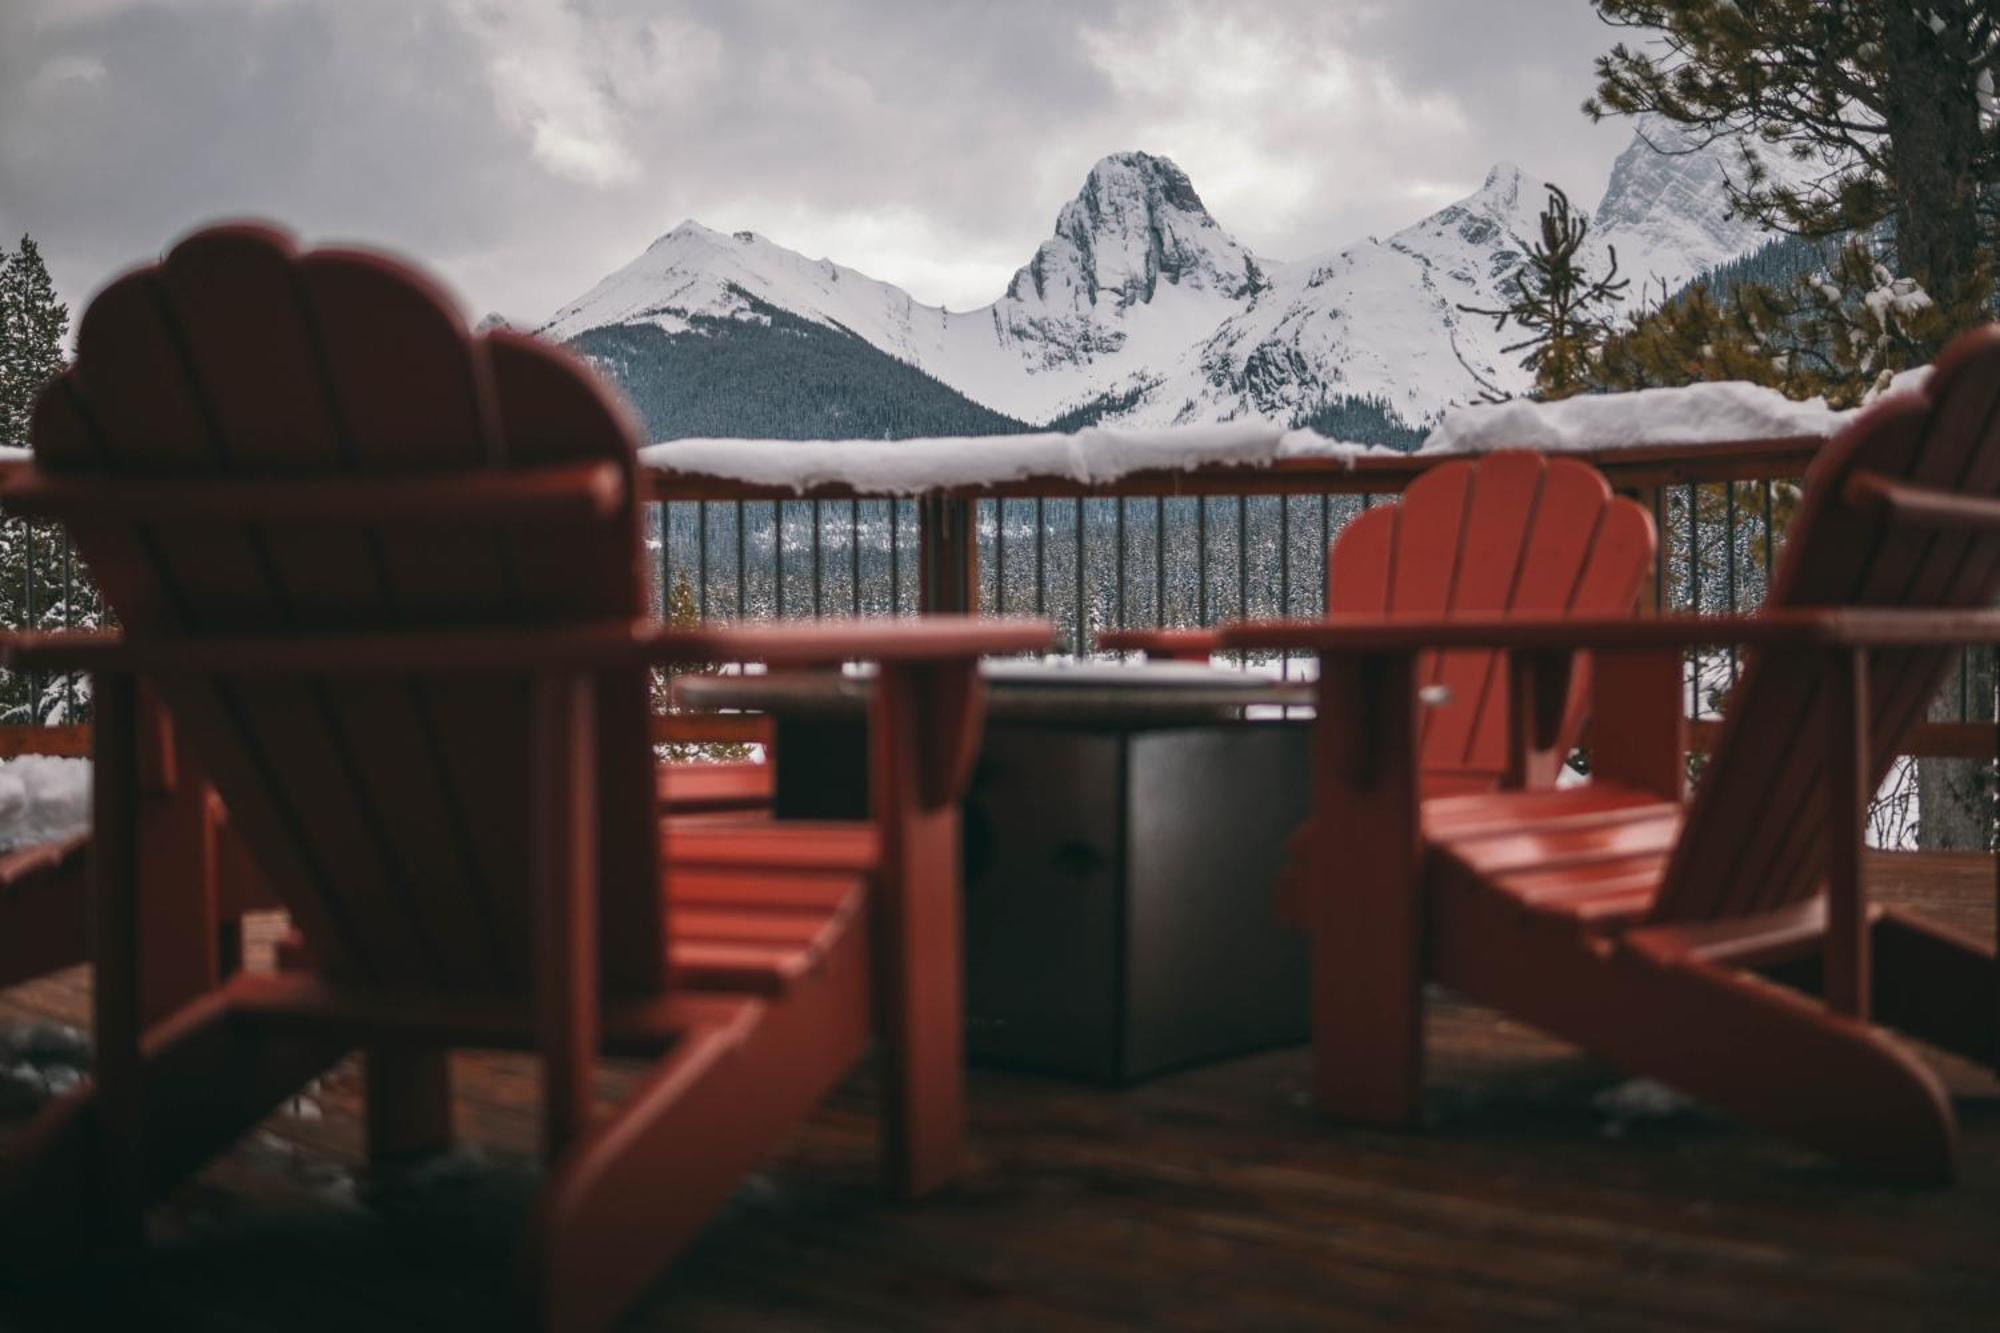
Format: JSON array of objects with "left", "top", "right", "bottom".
[
  {"left": 696, "top": 500, "right": 709, "bottom": 623},
  {"left": 1236, "top": 494, "right": 1249, "bottom": 667},
  {"left": 1725, "top": 481, "right": 1738, "bottom": 689},
  {"left": 24, "top": 521, "right": 39, "bottom": 719},
  {"left": 1686, "top": 482, "right": 1701, "bottom": 715},
  {"left": 1652, "top": 489, "right": 1666, "bottom": 606},
  {"left": 1074, "top": 497, "right": 1087, "bottom": 655},
  {"left": 1279, "top": 493, "right": 1291, "bottom": 682},
  {"left": 1154, "top": 496, "right": 1167, "bottom": 628},
  {"left": 850, "top": 498, "right": 861, "bottom": 617},
  {"left": 897, "top": 497, "right": 908, "bottom": 616},
  {"left": 1321, "top": 492, "right": 1332, "bottom": 619},
  {"left": 1197, "top": 497, "right": 1209, "bottom": 627},
  {"left": 1115, "top": 497, "right": 1128, "bottom": 643},
  {"left": 62, "top": 535, "right": 75, "bottom": 721},
  {"left": 1762, "top": 479, "right": 1776, "bottom": 604},
  {"left": 735, "top": 499, "right": 747, "bottom": 620},
  {"left": 995, "top": 497, "right": 1008, "bottom": 615},
  {"left": 811, "top": 498, "right": 823, "bottom": 619},
  {"left": 1035, "top": 497, "right": 1047, "bottom": 615},
  {"left": 775, "top": 500, "right": 788, "bottom": 621}
]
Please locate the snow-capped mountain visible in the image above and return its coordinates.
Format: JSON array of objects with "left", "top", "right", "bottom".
[
  {"left": 1121, "top": 161, "right": 1552, "bottom": 429},
  {"left": 542, "top": 130, "right": 1798, "bottom": 441},
  {"left": 1591, "top": 115, "right": 1805, "bottom": 297},
  {"left": 545, "top": 152, "right": 1265, "bottom": 428}
]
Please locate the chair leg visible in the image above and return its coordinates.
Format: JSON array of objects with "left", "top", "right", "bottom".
[
  {"left": 365, "top": 1045, "right": 454, "bottom": 1164},
  {"left": 1433, "top": 881, "right": 1957, "bottom": 1184},
  {"left": 0, "top": 992, "right": 346, "bottom": 1265},
  {"left": 529, "top": 922, "right": 869, "bottom": 1333},
  {"left": 874, "top": 802, "right": 965, "bottom": 1199},
  {"left": 1308, "top": 652, "right": 1425, "bottom": 1125}
]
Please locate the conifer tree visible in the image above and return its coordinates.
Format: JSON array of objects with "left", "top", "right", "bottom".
[
  {"left": 1585, "top": 1, "right": 2000, "bottom": 340},
  {"left": 649, "top": 574, "right": 748, "bottom": 763},
  {"left": 0, "top": 237, "right": 71, "bottom": 448},
  {"left": 0, "top": 235, "right": 93, "bottom": 723},
  {"left": 1460, "top": 184, "right": 1629, "bottom": 399}
]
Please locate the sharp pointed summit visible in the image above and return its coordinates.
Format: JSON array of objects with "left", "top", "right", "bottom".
[{"left": 1005, "top": 152, "right": 1267, "bottom": 312}]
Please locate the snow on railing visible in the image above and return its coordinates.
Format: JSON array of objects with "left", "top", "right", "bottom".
[{"left": 638, "top": 375, "right": 1896, "bottom": 494}]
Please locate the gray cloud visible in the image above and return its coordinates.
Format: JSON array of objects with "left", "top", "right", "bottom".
[{"left": 0, "top": 0, "right": 1635, "bottom": 325}]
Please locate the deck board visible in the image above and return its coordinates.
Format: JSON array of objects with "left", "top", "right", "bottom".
[{"left": 1, "top": 852, "right": 1995, "bottom": 1330}]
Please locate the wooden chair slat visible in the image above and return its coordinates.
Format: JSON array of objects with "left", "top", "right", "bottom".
[
  {"left": 1424, "top": 451, "right": 1543, "bottom": 769},
  {"left": 1325, "top": 454, "right": 1651, "bottom": 789},
  {"left": 1656, "top": 330, "right": 2000, "bottom": 924}
]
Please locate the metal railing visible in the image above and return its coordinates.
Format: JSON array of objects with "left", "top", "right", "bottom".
[{"left": 1, "top": 435, "right": 1992, "bottom": 847}]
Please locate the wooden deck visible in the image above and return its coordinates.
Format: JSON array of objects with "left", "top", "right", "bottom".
[{"left": 2, "top": 853, "right": 1995, "bottom": 1331}]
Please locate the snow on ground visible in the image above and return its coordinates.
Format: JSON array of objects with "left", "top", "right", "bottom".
[
  {"left": 0, "top": 755, "right": 90, "bottom": 853},
  {"left": 643, "top": 373, "right": 1907, "bottom": 494}
]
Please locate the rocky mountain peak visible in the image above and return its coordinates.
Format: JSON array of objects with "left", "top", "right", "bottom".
[
  {"left": 1005, "top": 151, "right": 1266, "bottom": 315},
  {"left": 1589, "top": 114, "right": 1816, "bottom": 291}
]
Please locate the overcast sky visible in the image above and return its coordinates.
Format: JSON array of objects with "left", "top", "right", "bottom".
[{"left": 1, "top": 0, "right": 1639, "bottom": 327}]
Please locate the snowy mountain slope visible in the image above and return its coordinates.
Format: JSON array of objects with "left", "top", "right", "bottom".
[
  {"left": 542, "top": 129, "right": 1800, "bottom": 439},
  {"left": 1587, "top": 114, "right": 1820, "bottom": 298},
  {"left": 543, "top": 152, "right": 1263, "bottom": 427},
  {"left": 1108, "top": 162, "right": 1552, "bottom": 428}
]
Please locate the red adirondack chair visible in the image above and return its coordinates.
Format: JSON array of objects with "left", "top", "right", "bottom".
[
  {"left": 0, "top": 222, "right": 1050, "bottom": 1330},
  {"left": 1104, "top": 451, "right": 1655, "bottom": 924},
  {"left": 1103, "top": 450, "right": 1656, "bottom": 794},
  {"left": 1223, "top": 326, "right": 2000, "bottom": 1183}
]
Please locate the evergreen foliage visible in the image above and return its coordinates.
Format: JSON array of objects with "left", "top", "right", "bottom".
[
  {"left": 1460, "top": 184, "right": 1629, "bottom": 399},
  {"left": 1592, "top": 235, "right": 1951, "bottom": 407},
  {"left": 568, "top": 290, "right": 1032, "bottom": 442},
  {"left": 0, "top": 235, "right": 95, "bottom": 724},
  {"left": 0, "top": 236, "right": 68, "bottom": 449},
  {"left": 1693, "top": 232, "right": 1836, "bottom": 297},
  {"left": 1586, "top": 0, "right": 2000, "bottom": 344},
  {"left": 1289, "top": 394, "right": 1428, "bottom": 451},
  {"left": 1042, "top": 384, "right": 1151, "bottom": 433},
  {"left": 650, "top": 573, "right": 750, "bottom": 763}
]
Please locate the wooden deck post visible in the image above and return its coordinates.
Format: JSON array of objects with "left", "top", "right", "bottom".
[{"left": 918, "top": 496, "right": 978, "bottom": 614}]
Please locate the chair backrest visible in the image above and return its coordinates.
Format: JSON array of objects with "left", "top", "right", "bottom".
[
  {"left": 28, "top": 223, "right": 667, "bottom": 996},
  {"left": 1652, "top": 327, "right": 2000, "bottom": 924},
  {"left": 1329, "top": 451, "right": 1655, "bottom": 790}
]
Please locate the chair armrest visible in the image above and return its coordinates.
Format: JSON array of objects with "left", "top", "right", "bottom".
[
  {"left": 3, "top": 616, "right": 1058, "bottom": 676},
  {"left": 665, "top": 617, "right": 1054, "bottom": 667},
  {"left": 1220, "top": 608, "right": 2000, "bottom": 655},
  {"left": 1095, "top": 628, "right": 1218, "bottom": 661},
  {"left": 1, "top": 460, "right": 627, "bottom": 526},
  {"left": 1, "top": 624, "right": 657, "bottom": 675}
]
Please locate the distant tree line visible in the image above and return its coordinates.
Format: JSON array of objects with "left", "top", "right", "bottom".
[{"left": 569, "top": 293, "right": 1032, "bottom": 442}]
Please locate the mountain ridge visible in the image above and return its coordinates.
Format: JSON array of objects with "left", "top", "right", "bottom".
[{"left": 542, "top": 124, "right": 1804, "bottom": 443}]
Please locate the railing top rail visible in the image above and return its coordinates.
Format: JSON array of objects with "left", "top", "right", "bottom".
[
  {"left": 639, "top": 435, "right": 1825, "bottom": 502},
  {"left": 0, "top": 433, "right": 1824, "bottom": 508}
]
